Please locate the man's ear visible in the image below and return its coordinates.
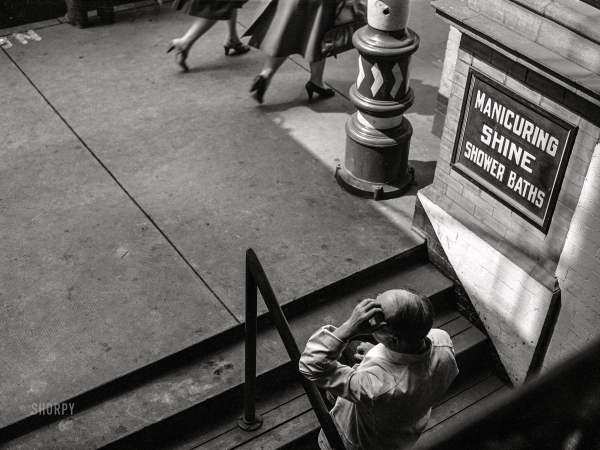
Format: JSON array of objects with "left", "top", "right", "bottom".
[{"left": 389, "top": 335, "right": 401, "bottom": 348}]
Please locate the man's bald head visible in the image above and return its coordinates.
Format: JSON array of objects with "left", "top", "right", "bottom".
[{"left": 377, "top": 289, "right": 434, "bottom": 344}]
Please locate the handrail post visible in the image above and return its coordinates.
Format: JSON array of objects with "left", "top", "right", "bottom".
[
  {"left": 238, "top": 252, "right": 263, "bottom": 431},
  {"left": 243, "top": 248, "right": 346, "bottom": 450}
]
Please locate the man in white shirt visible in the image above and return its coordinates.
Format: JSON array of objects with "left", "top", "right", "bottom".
[{"left": 299, "top": 288, "right": 459, "bottom": 450}]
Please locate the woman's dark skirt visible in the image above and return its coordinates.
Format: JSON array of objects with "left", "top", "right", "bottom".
[
  {"left": 244, "top": 0, "right": 336, "bottom": 62},
  {"left": 172, "top": 0, "right": 248, "bottom": 20}
]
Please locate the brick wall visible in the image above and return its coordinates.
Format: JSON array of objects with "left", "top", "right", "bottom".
[
  {"left": 432, "top": 26, "right": 461, "bottom": 138},
  {"left": 417, "top": 26, "right": 600, "bottom": 382},
  {"left": 545, "top": 140, "right": 600, "bottom": 371}
]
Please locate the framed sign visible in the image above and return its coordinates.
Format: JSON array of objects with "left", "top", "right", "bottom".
[{"left": 451, "top": 70, "right": 578, "bottom": 232}]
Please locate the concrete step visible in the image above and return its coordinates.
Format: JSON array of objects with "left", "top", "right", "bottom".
[
  {"left": 2, "top": 246, "right": 453, "bottom": 449},
  {"left": 188, "top": 348, "right": 504, "bottom": 450},
  {"left": 2, "top": 252, "right": 489, "bottom": 450}
]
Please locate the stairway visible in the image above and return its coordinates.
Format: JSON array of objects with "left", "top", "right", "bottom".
[{"left": 0, "top": 243, "right": 510, "bottom": 450}]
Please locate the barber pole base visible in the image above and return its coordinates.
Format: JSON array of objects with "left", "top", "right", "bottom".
[{"left": 336, "top": 114, "right": 414, "bottom": 200}]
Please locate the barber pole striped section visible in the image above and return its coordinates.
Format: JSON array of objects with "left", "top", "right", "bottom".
[{"left": 357, "top": 55, "right": 409, "bottom": 101}]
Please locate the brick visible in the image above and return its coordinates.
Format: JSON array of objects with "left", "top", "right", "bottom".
[
  {"left": 449, "top": 169, "right": 468, "bottom": 191},
  {"left": 561, "top": 314, "right": 593, "bottom": 341},
  {"left": 557, "top": 190, "right": 579, "bottom": 212},
  {"left": 505, "top": 229, "right": 540, "bottom": 260},
  {"left": 567, "top": 153, "right": 591, "bottom": 178},
  {"left": 437, "top": 159, "right": 451, "bottom": 177},
  {"left": 587, "top": 268, "right": 600, "bottom": 289},
  {"left": 546, "top": 219, "right": 568, "bottom": 242},
  {"left": 436, "top": 167, "right": 463, "bottom": 195},
  {"left": 448, "top": 93, "right": 464, "bottom": 113},
  {"left": 520, "top": 276, "right": 552, "bottom": 304},
  {"left": 570, "top": 298, "right": 594, "bottom": 321},
  {"left": 539, "top": 96, "right": 581, "bottom": 126},
  {"left": 540, "top": 241, "right": 563, "bottom": 264},
  {"left": 571, "top": 145, "right": 594, "bottom": 167},
  {"left": 443, "top": 52, "right": 458, "bottom": 77},
  {"left": 454, "top": 59, "right": 470, "bottom": 78},
  {"left": 574, "top": 88, "right": 600, "bottom": 109},
  {"left": 565, "top": 330, "right": 587, "bottom": 349},
  {"left": 462, "top": 178, "right": 481, "bottom": 195},
  {"left": 573, "top": 205, "right": 600, "bottom": 231},
  {"left": 489, "top": 51, "right": 512, "bottom": 75},
  {"left": 560, "top": 178, "right": 583, "bottom": 202},
  {"left": 473, "top": 205, "right": 506, "bottom": 235},
  {"left": 448, "top": 26, "right": 462, "bottom": 44},
  {"left": 507, "top": 209, "right": 536, "bottom": 231},
  {"left": 579, "top": 119, "right": 600, "bottom": 140},
  {"left": 548, "top": 209, "right": 571, "bottom": 235},
  {"left": 523, "top": 308, "right": 547, "bottom": 330},
  {"left": 564, "top": 167, "right": 586, "bottom": 188},
  {"left": 453, "top": 70, "right": 468, "bottom": 89},
  {"left": 505, "top": 76, "right": 542, "bottom": 105},
  {"left": 525, "top": 70, "right": 565, "bottom": 103},
  {"left": 457, "top": 49, "right": 473, "bottom": 65},
  {"left": 439, "top": 74, "right": 453, "bottom": 99},
  {"left": 566, "top": 232, "right": 597, "bottom": 257},
  {"left": 505, "top": 215, "right": 528, "bottom": 236},
  {"left": 446, "top": 185, "right": 480, "bottom": 216},
  {"left": 579, "top": 222, "right": 600, "bottom": 247},
  {"left": 464, "top": 190, "right": 491, "bottom": 214},
  {"left": 460, "top": 34, "right": 493, "bottom": 62},
  {"left": 556, "top": 262, "right": 568, "bottom": 281},
  {"left": 472, "top": 58, "right": 507, "bottom": 84},
  {"left": 492, "top": 205, "right": 512, "bottom": 228},
  {"left": 561, "top": 253, "right": 592, "bottom": 281},
  {"left": 563, "top": 90, "right": 600, "bottom": 127},
  {"left": 440, "top": 134, "right": 455, "bottom": 153},
  {"left": 443, "top": 125, "right": 457, "bottom": 144},
  {"left": 504, "top": 57, "right": 527, "bottom": 82},
  {"left": 573, "top": 312, "right": 597, "bottom": 338},
  {"left": 450, "top": 81, "right": 466, "bottom": 101},
  {"left": 575, "top": 128, "right": 599, "bottom": 152}
]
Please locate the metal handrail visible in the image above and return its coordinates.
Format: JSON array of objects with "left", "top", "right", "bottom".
[{"left": 238, "top": 248, "right": 346, "bottom": 450}]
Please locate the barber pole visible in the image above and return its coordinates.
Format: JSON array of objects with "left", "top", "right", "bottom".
[{"left": 336, "top": 0, "right": 419, "bottom": 200}]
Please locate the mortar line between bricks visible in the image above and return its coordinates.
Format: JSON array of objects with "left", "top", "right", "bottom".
[{"left": 3, "top": 49, "right": 242, "bottom": 325}]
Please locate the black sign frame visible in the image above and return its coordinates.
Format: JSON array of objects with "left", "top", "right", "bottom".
[{"left": 451, "top": 69, "right": 578, "bottom": 233}]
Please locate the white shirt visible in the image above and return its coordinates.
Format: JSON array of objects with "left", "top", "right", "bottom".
[{"left": 299, "top": 326, "right": 459, "bottom": 450}]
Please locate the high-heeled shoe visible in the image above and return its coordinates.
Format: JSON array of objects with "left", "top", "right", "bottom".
[
  {"left": 305, "top": 81, "right": 335, "bottom": 101},
  {"left": 167, "top": 41, "right": 189, "bottom": 72},
  {"left": 223, "top": 41, "right": 250, "bottom": 56},
  {"left": 250, "top": 75, "right": 267, "bottom": 104}
]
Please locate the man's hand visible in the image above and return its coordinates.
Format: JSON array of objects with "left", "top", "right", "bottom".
[
  {"left": 333, "top": 299, "right": 387, "bottom": 342},
  {"left": 354, "top": 342, "right": 375, "bottom": 362}
]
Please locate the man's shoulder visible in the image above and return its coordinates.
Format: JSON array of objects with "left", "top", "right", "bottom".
[{"left": 427, "top": 328, "right": 454, "bottom": 348}]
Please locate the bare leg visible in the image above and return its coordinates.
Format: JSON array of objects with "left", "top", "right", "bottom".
[
  {"left": 309, "top": 59, "right": 327, "bottom": 89},
  {"left": 179, "top": 18, "right": 218, "bottom": 50},
  {"left": 259, "top": 56, "right": 286, "bottom": 87},
  {"left": 168, "top": 18, "right": 217, "bottom": 70},
  {"left": 223, "top": 10, "right": 250, "bottom": 54},
  {"left": 224, "top": 9, "right": 241, "bottom": 45},
  {"left": 250, "top": 55, "right": 286, "bottom": 103}
]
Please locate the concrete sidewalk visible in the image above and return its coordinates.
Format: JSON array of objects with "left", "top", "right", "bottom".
[{"left": 0, "top": 0, "right": 448, "bottom": 429}]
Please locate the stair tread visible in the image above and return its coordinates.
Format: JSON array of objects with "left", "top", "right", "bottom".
[
  {"left": 198, "top": 395, "right": 312, "bottom": 450},
  {"left": 200, "top": 369, "right": 507, "bottom": 450},
  {"left": 1, "top": 262, "right": 460, "bottom": 450},
  {"left": 415, "top": 385, "right": 511, "bottom": 449}
]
